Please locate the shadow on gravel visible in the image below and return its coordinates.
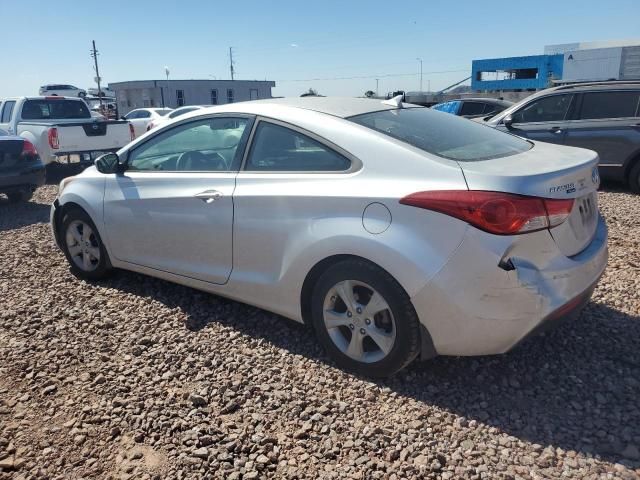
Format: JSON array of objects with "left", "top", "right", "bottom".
[
  {"left": 0, "top": 198, "right": 51, "bottom": 232},
  {"left": 99, "top": 269, "right": 640, "bottom": 465}
]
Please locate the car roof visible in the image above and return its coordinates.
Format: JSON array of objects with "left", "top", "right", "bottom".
[
  {"left": 436, "top": 98, "right": 513, "bottom": 106},
  {"left": 242, "top": 96, "right": 422, "bottom": 118}
]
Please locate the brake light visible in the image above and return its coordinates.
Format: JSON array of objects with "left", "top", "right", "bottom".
[
  {"left": 399, "top": 190, "right": 574, "bottom": 235},
  {"left": 48, "top": 128, "right": 59, "bottom": 149},
  {"left": 21, "top": 139, "right": 38, "bottom": 156},
  {"left": 129, "top": 123, "right": 135, "bottom": 141}
]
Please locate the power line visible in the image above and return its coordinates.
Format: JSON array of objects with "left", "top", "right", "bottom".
[{"left": 273, "top": 69, "right": 469, "bottom": 83}]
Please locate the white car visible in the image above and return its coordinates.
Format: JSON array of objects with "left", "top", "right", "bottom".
[
  {"left": 51, "top": 97, "right": 607, "bottom": 376},
  {"left": 123, "top": 108, "right": 173, "bottom": 138},
  {"left": 39, "top": 84, "right": 86, "bottom": 97},
  {"left": 87, "top": 87, "right": 115, "bottom": 98},
  {"left": 147, "top": 105, "right": 207, "bottom": 131}
]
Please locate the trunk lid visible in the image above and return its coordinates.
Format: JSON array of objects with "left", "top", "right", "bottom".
[{"left": 459, "top": 141, "right": 601, "bottom": 256}]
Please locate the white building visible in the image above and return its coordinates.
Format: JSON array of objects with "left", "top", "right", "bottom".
[{"left": 109, "top": 79, "right": 276, "bottom": 115}]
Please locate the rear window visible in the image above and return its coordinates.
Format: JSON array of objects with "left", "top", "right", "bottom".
[
  {"left": 579, "top": 91, "right": 640, "bottom": 120},
  {"left": 431, "top": 101, "right": 460, "bottom": 114},
  {"left": 350, "top": 107, "right": 532, "bottom": 162},
  {"left": 154, "top": 109, "right": 172, "bottom": 116},
  {"left": 169, "top": 107, "right": 198, "bottom": 119},
  {"left": 21, "top": 99, "right": 90, "bottom": 120}
]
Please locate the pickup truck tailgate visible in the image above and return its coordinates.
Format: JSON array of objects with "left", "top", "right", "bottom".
[{"left": 52, "top": 120, "right": 131, "bottom": 152}]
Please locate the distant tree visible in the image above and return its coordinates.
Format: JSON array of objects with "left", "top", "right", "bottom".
[
  {"left": 301, "top": 88, "right": 319, "bottom": 97},
  {"left": 364, "top": 90, "right": 375, "bottom": 98}
]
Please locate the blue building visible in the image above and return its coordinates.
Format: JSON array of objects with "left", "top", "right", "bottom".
[{"left": 471, "top": 54, "right": 564, "bottom": 91}]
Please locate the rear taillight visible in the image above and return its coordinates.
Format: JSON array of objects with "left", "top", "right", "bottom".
[
  {"left": 129, "top": 123, "right": 135, "bottom": 141},
  {"left": 21, "top": 139, "right": 38, "bottom": 157},
  {"left": 400, "top": 190, "right": 574, "bottom": 235},
  {"left": 48, "top": 128, "right": 59, "bottom": 149}
]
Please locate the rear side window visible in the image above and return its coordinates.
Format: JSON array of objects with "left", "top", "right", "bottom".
[
  {"left": 511, "top": 94, "right": 573, "bottom": 123},
  {"left": 579, "top": 91, "right": 640, "bottom": 120},
  {"left": 1, "top": 101, "right": 16, "bottom": 123},
  {"left": 459, "top": 102, "right": 486, "bottom": 116},
  {"left": 138, "top": 110, "right": 151, "bottom": 118},
  {"left": 431, "top": 101, "right": 460, "bottom": 114},
  {"left": 350, "top": 107, "right": 532, "bottom": 162},
  {"left": 21, "top": 99, "right": 90, "bottom": 119},
  {"left": 246, "top": 122, "right": 351, "bottom": 171}
]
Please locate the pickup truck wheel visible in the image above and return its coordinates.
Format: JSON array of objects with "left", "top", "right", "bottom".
[
  {"left": 629, "top": 161, "right": 640, "bottom": 194},
  {"left": 61, "top": 208, "right": 112, "bottom": 280},
  {"left": 6, "top": 190, "right": 32, "bottom": 203}
]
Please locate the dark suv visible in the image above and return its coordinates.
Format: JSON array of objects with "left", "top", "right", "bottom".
[{"left": 480, "top": 82, "right": 640, "bottom": 192}]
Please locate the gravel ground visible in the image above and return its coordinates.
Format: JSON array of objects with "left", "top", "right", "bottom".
[{"left": 0, "top": 181, "right": 639, "bottom": 480}]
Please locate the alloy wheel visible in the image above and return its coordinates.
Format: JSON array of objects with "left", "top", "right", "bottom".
[
  {"left": 65, "top": 220, "right": 101, "bottom": 272},
  {"left": 322, "top": 280, "right": 396, "bottom": 363}
]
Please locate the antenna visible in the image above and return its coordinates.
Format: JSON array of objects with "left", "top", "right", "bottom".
[
  {"left": 229, "top": 47, "right": 235, "bottom": 81},
  {"left": 90, "top": 40, "right": 103, "bottom": 110}
]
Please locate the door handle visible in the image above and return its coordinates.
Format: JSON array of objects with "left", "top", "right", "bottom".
[
  {"left": 194, "top": 190, "right": 223, "bottom": 204},
  {"left": 548, "top": 127, "right": 563, "bottom": 134}
]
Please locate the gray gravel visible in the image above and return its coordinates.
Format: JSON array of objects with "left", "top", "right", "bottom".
[{"left": 0, "top": 182, "right": 639, "bottom": 479}]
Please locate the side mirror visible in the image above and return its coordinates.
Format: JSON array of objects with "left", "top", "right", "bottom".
[
  {"left": 95, "top": 153, "right": 123, "bottom": 174},
  {"left": 503, "top": 115, "right": 514, "bottom": 129},
  {"left": 120, "top": 116, "right": 126, "bottom": 120}
]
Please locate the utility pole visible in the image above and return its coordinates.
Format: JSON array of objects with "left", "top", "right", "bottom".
[
  {"left": 375, "top": 78, "right": 379, "bottom": 96},
  {"left": 90, "top": 40, "right": 103, "bottom": 110},
  {"left": 229, "top": 47, "right": 235, "bottom": 81},
  {"left": 416, "top": 57, "right": 423, "bottom": 92}
]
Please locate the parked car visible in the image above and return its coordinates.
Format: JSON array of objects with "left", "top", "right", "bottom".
[
  {"left": 0, "top": 136, "right": 45, "bottom": 202},
  {"left": 0, "top": 97, "right": 134, "bottom": 165},
  {"left": 123, "top": 108, "right": 173, "bottom": 138},
  {"left": 431, "top": 98, "right": 513, "bottom": 118},
  {"left": 39, "top": 84, "right": 86, "bottom": 98},
  {"left": 147, "top": 105, "right": 207, "bottom": 131},
  {"left": 478, "top": 82, "right": 640, "bottom": 192},
  {"left": 51, "top": 97, "right": 607, "bottom": 376},
  {"left": 87, "top": 87, "right": 115, "bottom": 98}
]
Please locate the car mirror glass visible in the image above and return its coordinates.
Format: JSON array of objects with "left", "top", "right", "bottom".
[
  {"left": 503, "top": 115, "right": 514, "bottom": 128},
  {"left": 95, "top": 153, "right": 122, "bottom": 174}
]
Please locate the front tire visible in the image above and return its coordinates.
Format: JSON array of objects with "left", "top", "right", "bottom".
[
  {"left": 61, "top": 208, "right": 111, "bottom": 280},
  {"left": 310, "top": 259, "right": 421, "bottom": 377}
]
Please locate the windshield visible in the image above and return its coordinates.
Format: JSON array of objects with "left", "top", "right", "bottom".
[
  {"left": 154, "top": 109, "right": 172, "bottom": 116},
  {"left": 350, "top": 107, "right": 532, "bottom": 162},
  {"left": 21, "top": 99, "right": 91, "bottom": 120}
]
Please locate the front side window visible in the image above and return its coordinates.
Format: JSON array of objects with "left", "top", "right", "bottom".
[
  {"left": 128, "top": 117, "right": 251, "bottom": 172},
  {"left": 124, "top": 110, "right": 139, "bottom": 120},
  {"left": 246, "top": 122, "right": 351, "bottom": 171},
  {"left": 511, "top": 94, "right": 573, "bottom": 123},
  {"left": 176, "top": 90, "right": 185, "bottom": 107},
  {"left": 211, "top": 89, "right": 218, "bottom": 105},
  {"left": 350, "top": 107, "right": 532, "bottom": 162},
  {"left": 138, "top": 110, "right": 151, "bottom": 119},
  {"left": 459, "top": 102, "right": 486, "bottom": 116},
  {"left": 227, "top": 89, "right": 234, "bottom": 104},
  {"left": 1, "top": 101, "right": 16, "bottom": 123},
  {"left": 579, "top": 91, "right": 640, "bottom": 120},
  {"left": 21, "top": 99, "right": 90, "bottom": 120}
]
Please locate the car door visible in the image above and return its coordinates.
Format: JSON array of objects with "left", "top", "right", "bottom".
[
  {"left": 563, "top": 90, "right": 640, "bottom": 180},
  {"left": 500, "top": 93, "right": 575, "bottom": 144},
  {"left": 103, "top": 115, "right": 254, "bottom": 284}
]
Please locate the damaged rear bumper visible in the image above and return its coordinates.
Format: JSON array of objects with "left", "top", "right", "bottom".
[{"left": 411, "top": 215, "right": 608, "bottom": 356}]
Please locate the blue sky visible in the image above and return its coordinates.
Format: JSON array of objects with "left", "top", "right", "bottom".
[{"left": 2, "top": 0, "right": 639, "bottom": 98}]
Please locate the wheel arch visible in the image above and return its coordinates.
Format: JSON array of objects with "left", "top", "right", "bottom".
[
  {"left": 623, "top": 148, "right": 640, "bottom": 186},
  {"left": 299, "top": 254, "right": 437, "bottom": 360}
]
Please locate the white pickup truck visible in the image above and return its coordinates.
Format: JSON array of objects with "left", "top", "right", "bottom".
[{"left": 0, "top": 96, "right": 134, "bottom": 165}]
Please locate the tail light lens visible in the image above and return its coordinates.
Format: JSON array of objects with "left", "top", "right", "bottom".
[
  {"left": 129, "top": 123, "right": 135, "bottom": 141},
  {"left": 400, "top": 190, "right": 574, "bottom": 235},
  {"left": 21, "top": 139, "right": 38, "bottom": 157},
  {"left": 48, "top": 128, "right": 59, "bottom": 149}
]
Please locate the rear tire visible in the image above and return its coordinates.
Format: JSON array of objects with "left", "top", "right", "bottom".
[
  {"left": 310, "top": 259, "right": 421, "bottom": 377},
  {"left": 629, "top": 161, "right": 640, "bottom": 194},
  {"left": 6, "top": 190, "right": 32, "bottom": 203},
  {"left": 61, "top": 207, "right": 112, "bottom": 280}
]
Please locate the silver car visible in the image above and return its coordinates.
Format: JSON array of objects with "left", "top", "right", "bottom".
[{"left": 50, "top": 97, "right": 608, "bottom": 376}]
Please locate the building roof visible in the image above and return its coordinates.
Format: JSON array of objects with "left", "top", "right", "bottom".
[{"left": 248, "top": 96, "right": 421, "bottom": 118}]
